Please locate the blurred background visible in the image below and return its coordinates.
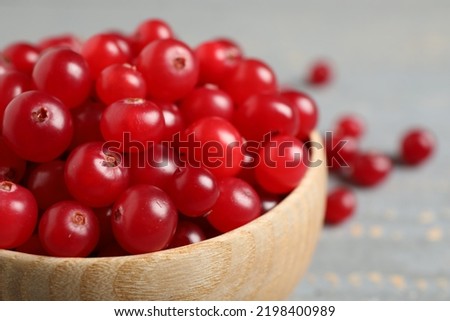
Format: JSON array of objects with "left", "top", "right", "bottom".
[{"left": 1, "top": 0, "right": 449, "bottom": 299}]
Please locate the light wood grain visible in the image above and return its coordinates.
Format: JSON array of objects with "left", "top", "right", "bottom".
[{"left": 0, "top": 132, "right": 327, "bottom": 301}]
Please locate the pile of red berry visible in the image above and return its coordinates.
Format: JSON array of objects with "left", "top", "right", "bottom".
[{"left": 0, "top": 19, "right": 320, "bottom": 257}]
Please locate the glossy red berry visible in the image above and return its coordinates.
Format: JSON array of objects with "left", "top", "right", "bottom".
[
  {"left": 255, "top": 135, "right": 308, "bottom": 194},
  {"left": 195, "top": 38, "right": 243, "bottom": 85},
  {"left": 69, "top": 100, "right": 105, "bottom": 150},
  {"left": 169, "top": 220, "right": 206, "bottom": 248},
  {"left": 133, "top": 18, "right": 174, "bottom": 53},
  {"left": 207, "top": 177, "right": 261, "bottom": 233},
  {"left": 335, "top": 114, "right": 366, "bottom": 140},
  {"left": 2, "top": 91, "right": 73, "bottom": 162},
  {"left": 33, "top": 47, "right": 92, "bottom": 108},
  {"left": 111, "top": 184, "right": 178, "bottom": 254},
  {"left": 0, "top": 136, "right": 27, "bottom": 183},
  {"left": 2, "top": 42, "right": 40, "bottom": 74},
  {"left": 325, "top": 133, "right": 359, "bottom": 171},
  {"left": 37, "top": 33, "right": 82, "bottom": 52},
  {"left": 235, "top": 93, "right": 299, "bottom": 141},
  {"left": 0, "top": 57, "right": 13, "bottom": 76},
  {"left": 96, "top": 64, "right": 147, "bottom": 105},
  {"left": 81, "top": 33, "right": 131, "bottom": 78},
  {"left": 181, "top": 116, "right": 244, "bottom": 178},
  {"left": 39, "top": 200, "right": 100, "bottom": 257},
  {"left": 100, "top": 98, "right": 165, "bottom": 152},
  {"left": 0, "top": 70, "right": 32, "bottom": 131},
  {"left": 136, "top": 39, "right": 199, "bottom": 102},
  {"left": 0, "top": 181, "right": 38, "bottom": 249},
  {"left": 307, "top": 60, "right": 332, "bottom": 85},
  {"left": 350, "top": 151, "right": 392, "bottom": 187},
  {"left": 325, "top": 187, "right": 356, "bottom": 225},
  {"left": 258, "top": 189, "right": 283, "bottom": 214},
  {"left": 220, "top": 58, "right": 277, "bottom": 105},
  {"left": 168, "top": 166, "right": 219, "bottom": 217},
  {"left": 281, "top": 89, "right": 319, "bottom": 141},
  {"left": 65, "top": 142, "right": 129, "bottom": 207},
  {"left": 400, "top": 128, "right": 436, "bottom": 166},
  {"left": 180, "top": 86, "right": 234, "bottom": 125},
  {"left": 157, "top": 101, "right": 184, "bottom": 141},
  {"left": 26, "top": 160, "right": 72, "bottom": 210}
]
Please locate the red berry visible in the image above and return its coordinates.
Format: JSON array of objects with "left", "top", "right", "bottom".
[
  {"left": 258, "top": 189, "right": 283, "bottom": 214},
  {"left": 167, "top": 166, "right": 219, "bottom": 217},
  {"left": 400, "top": 128, "right": 436, "bottom": 166},
  {"left": 325, "top": 133, "right": 359, "bottom": 171},
  {"left": 136, "top": 39, "right": 199, "bottom": 102},
  {"left": 307, "top": 60, "right": 332, "bottom": 85},
  {"left": 39, "top": 200, "right": 100, "bottom": 257},
  {"left": 195, "top": 38, "right": 243, "bottom": 85},
  {"left": 33, "top": 47, "right": 92, "bottom": 108},
  {"left": 255, "top": 135, "right": 308, "bottom": 194},
  {"left": 181, "top": 116, "right": 244, "bottom": 178},
  {"left": 0, "top": 70, "right": 32, "bottom": 131},
  {"left": 220, "top": 58, "right": 277, "bottom": 105},
  {"left": 325, "top": 187, "right": 356, "bottom": 225},
  {"left": 133, "top": 18, "right": 174, "bottom": 53},
  {"left": 335, "top": 114, "right": 366, "bottom": 140},
  {"left": 2, "top": 42, "right": 40, "bottom": 75},
  {"left": 111, "top": 184, "right": 178, "bottom": 254},
  {"left": 0, "top": 181, "right": 38, "bottom": 249},
  {"left": 169, "top": 220, "right": 206, "bottom": 248},
  {"left": 100, "top": 98, "right": 165, "bottom": 152},
  {"left": 26, "top": 160, "right": 72, "bottom": 210},
  {"left": 69, "top": 100, "right": 105, "bottom": 150},
  {"left": 2, "top": 91, "right": 73, "bottom": 162},
  {"left": 179, "top": 86, "right": 234, "bottom": 125},
  {"left": 95, "top": 64, "right": 147, "bottom": 105},
  {"left": 350, "top": 151, "right": 392, "bottom": 187},
  {"left": 0, "top": 136, "right": 27, "bottom": 183},
  {"left": 0, "top": 57, "right": 13, "bottom": 76},
  {"left": 235, "top": 93, "right": 299, "bottom": 141},
  {"left": 37, "top": 33, "right": 82, "bottom": 52},
  {"left": 281, "top": 89, "right": 319, "bottom": 141},
  {"left": 207, "top": 177, "right": 261, "bottom": 233},
  {"left": 81, "top": 33, "right": 131, "bottom": 78},
  {"left": 157, "top": 101, "right": 184, "bottom": 141},
  {"left": 65, "top": 142, "right": 129, "bottom": 208}
]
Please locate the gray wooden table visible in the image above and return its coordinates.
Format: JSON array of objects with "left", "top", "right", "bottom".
[{"left": 1, "top": 0, "right": 449, "bottom": 300}]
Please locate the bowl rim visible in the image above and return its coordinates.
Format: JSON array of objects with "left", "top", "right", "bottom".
[{"left": 0, "top": 131, "right": 325, "bottom": 263}]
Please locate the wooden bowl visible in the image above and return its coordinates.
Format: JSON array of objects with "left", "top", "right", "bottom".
[{"left": 0, "top": 132, "right": 327, "bottom": 300}]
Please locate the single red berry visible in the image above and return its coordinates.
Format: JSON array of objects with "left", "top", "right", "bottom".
[
  {"left": 2, "top": 42, "right": 40, "bottom": 74},
  {"left": 39, "top": 200, "right": 100, "bottom": 257},
  {"left": 220, "top": 58, "right": 277, "bottom": 105},
  {"left": 33, "top": 47, "right": 92, "bottom": 108},
  {"left": 65, "top": 142, "right": 129, "bottom": 208},
  {"left": 325, "top": 187, "right": 356, "bottom": 225},
  {"left": 350, "top": 151, "right": 392, "bottom": 187},
  {"left": 181, "top": 116, "right": 244, "bottom": 178},
  {"left": 168, "top": 220, "right": 206, "bottom": 248},
  {"left": 400, "top": 128, "right": 436, "bottom": 166},
  {"left": 254, "top": 135, "right": 308, "bottom": 194},
  {"left": 180, "top": 86, "right": 234, "bottom": 125},
  {"left": 0, "top": 70, "right": 32, "bottom": 131},
  {"left": 234, "top": 93, "right": 299, "bottom": 141},
  {"left": 81, "top": 33, "right": 131, "bottom": 78},
  {"left": 258, "top": 189, "right": 283, "bottom": 214},
  {"left": 26, "top": 160, "right": 72, "bottom": 210},
  {"left": 156, "top": 101, "right": 184, "bottom": 141},
  {"left": 127, "top": 143, "right": 178, "bottom": 192},
  {"left": 325, "top": 133, "right": 359, "bottom": 171},
  {"left": 100, "top": 98, "right": 165, "bottom": 152},
  {"left": 111, "top": 184, "right": 178, "bottom": 254},
  {"left": 0, "top": 181, "right": 38, "bottom": 249},
  {"left": 37, "top": 33, "right": 82, "bottom": 53},
  {"left": 0, "top": 57, "right": 13, "bottom": 76},
  {"left": 307, "top": 60, "right": 332, "bottom": 85},
  {"left": 207, "top": 177, "right": 261, "bottom": 233},
  {"left": 167, "top": 166, "right": 219, "bottom": 217},
  {"left": 281, "top": 89, "right": 319, "bottom": 141},
  {"left": 69, "top": 100, "right": 105, "bottom": 150},
  {"left": 2, "top": 91, "right": 73, "bottom": 163},
  {"left": 0, "top": 136, "right": 27, "bottom": 183},
  {"left": 133, "top": 18, "right": 174, "bottom": 54},
  {"left": 136, "top": 39, "right": 199, "bottom": 102},
  {"left": 195, "top": 38, "right": 243, "bottom": 85},
  {"left": 335, "top": 114, "right": 366, "bottom": 140},
  {"left": 96, "top": 64, "right": 147, "bottom": 105}
]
